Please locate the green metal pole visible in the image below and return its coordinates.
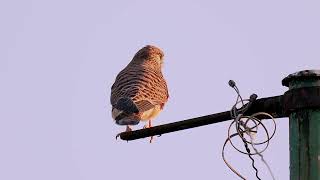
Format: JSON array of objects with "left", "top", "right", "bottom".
[{"left": 282, "top": 70, "right": 320, "bottom": 180}]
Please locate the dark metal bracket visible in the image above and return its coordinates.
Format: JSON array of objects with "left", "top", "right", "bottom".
[{"left": 118, "top": 86, "right": 320, "bottom": 141}]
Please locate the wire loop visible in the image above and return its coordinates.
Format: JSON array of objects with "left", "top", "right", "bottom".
[{"left": 222, "top": 80, "right": 277, "bottom": 180}]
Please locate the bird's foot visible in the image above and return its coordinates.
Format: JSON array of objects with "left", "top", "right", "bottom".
[
  {"left": 115, "top": 133, "right": 121, "bottom": 140},
  {"left": 115, "top": 125, "right": 132, "bottom": 140},
  {"left": 146, "top": 120, "right": 154, "bottom": 143},
  {"left": 143, "top": 123, "right": 150, "bottom": 129},
  {"left": 149, "top": 136, "right": 154, "bottom": 143}
]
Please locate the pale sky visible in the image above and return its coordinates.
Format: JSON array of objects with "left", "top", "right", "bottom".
[{"left": 1, "top": 0, "right": 320, "bottom": 180}]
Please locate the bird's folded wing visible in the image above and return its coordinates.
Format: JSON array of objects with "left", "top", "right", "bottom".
[
  {"left": 114, "top": 97, "right": 139, "bottom": 114},
  {"left": 135, "top": 100, "right": 157, "bottom": 112}
]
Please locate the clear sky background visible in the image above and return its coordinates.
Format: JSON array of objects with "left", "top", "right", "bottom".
[{"left": 1, "top": 0, "right": 319, "bottom": 180}]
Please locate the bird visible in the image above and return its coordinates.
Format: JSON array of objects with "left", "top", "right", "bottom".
[{"left": 111, "top": 45, "right": 169, "bottom": 143}]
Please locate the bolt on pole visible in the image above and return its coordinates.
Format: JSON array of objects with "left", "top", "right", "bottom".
[{"left": 282, "top": 70, "right": 320, "bottom": 180}]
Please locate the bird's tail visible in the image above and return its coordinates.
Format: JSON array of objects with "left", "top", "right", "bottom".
[{"left": 113, "top": 97, "right": 139, "bottom": 125}]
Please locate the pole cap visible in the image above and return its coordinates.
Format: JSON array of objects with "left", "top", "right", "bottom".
[{"left": 282, "top": 69, "right": 320, "bottom": 87}]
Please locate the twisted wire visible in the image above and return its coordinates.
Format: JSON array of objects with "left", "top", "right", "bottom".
[
  {"left": 222, "top": 81, "right": 277, "bottom": 180},
  {"left": 242, "top": 136, "right": 261, "bottom": 180}
]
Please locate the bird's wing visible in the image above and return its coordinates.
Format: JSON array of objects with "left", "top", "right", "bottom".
[
  {"left": 110, "top": 67, "right": 134, "bottom": 106},
  {"left": 151, "top": 72, "right": 169, "bottom": 109},
  {"left": 111, "top": 66, "right": 169, "bottom": 115},
  {"left": 135, "top": 99, "right": 157, "bottom": 112},
  {"left": 114, "top": 97, "right": 139, "bottom": 114}
]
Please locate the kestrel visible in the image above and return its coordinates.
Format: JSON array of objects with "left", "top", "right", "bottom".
[{"left": 111, "top": 45, "right": 169, "bottom": 142}]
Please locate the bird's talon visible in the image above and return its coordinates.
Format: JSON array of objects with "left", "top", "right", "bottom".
[
  {"left": 149, "top": 136, "right": 154, "bottom": 143},
  {"left": 116, "top": 133, "right": 120, "bottom": 140}
]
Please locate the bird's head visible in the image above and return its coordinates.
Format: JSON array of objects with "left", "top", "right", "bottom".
[{"left": 132, "top": 45, "right": 164, "bottom": 68}]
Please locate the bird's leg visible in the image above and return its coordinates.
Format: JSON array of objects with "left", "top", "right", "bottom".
[
  {"left": 148, "top": 120, "right": 154, "bottom": 143},
  {"left": 142, "top": 120, "right": 154, "bottom": 143},
  {"left": 115, "top": 125, "right": 132, "bottom": 140},
  {"left": 143, "top": 121, "right": 150, "bottom": 129},
  {"left": 126, "top": 125, "right": 132, "bottom": 132}
]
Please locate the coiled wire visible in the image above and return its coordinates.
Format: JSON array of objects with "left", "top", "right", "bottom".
[{"left": 222, "top": 81, "right": 277, "bottom": 180}]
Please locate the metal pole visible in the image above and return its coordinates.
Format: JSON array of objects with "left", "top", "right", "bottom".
[{"left": 282, "top": 70, "right": 320, "bottom": 180}]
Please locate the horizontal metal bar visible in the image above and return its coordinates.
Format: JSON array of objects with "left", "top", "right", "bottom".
[
  {"left": 119, "top": 95, "right": 285, "bottom": 141},
  {"left": 119, "top": 111, "right": 231, "bottom": 141}
]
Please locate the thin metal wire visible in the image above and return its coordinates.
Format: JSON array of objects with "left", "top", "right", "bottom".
[
  {"left": 222, "top": 81, "right": 277, "bottom": 180},
  {"left": 222, "top": 132, "right": 246, "bottom": 180},
  {"left": 247, "top": 129, "right": 276, "bottom": 180},
  {"left": 242, "top": 136, "right": 261, "bottom": 180}
]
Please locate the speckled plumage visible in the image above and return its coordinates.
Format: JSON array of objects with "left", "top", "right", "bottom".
[{"left": 111, "top": 45, "right": 169, "bottom": 127}]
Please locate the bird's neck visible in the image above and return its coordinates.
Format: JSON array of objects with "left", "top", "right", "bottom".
[{"left": 129, "top": 58, "right": 162, "bottom": 72}]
